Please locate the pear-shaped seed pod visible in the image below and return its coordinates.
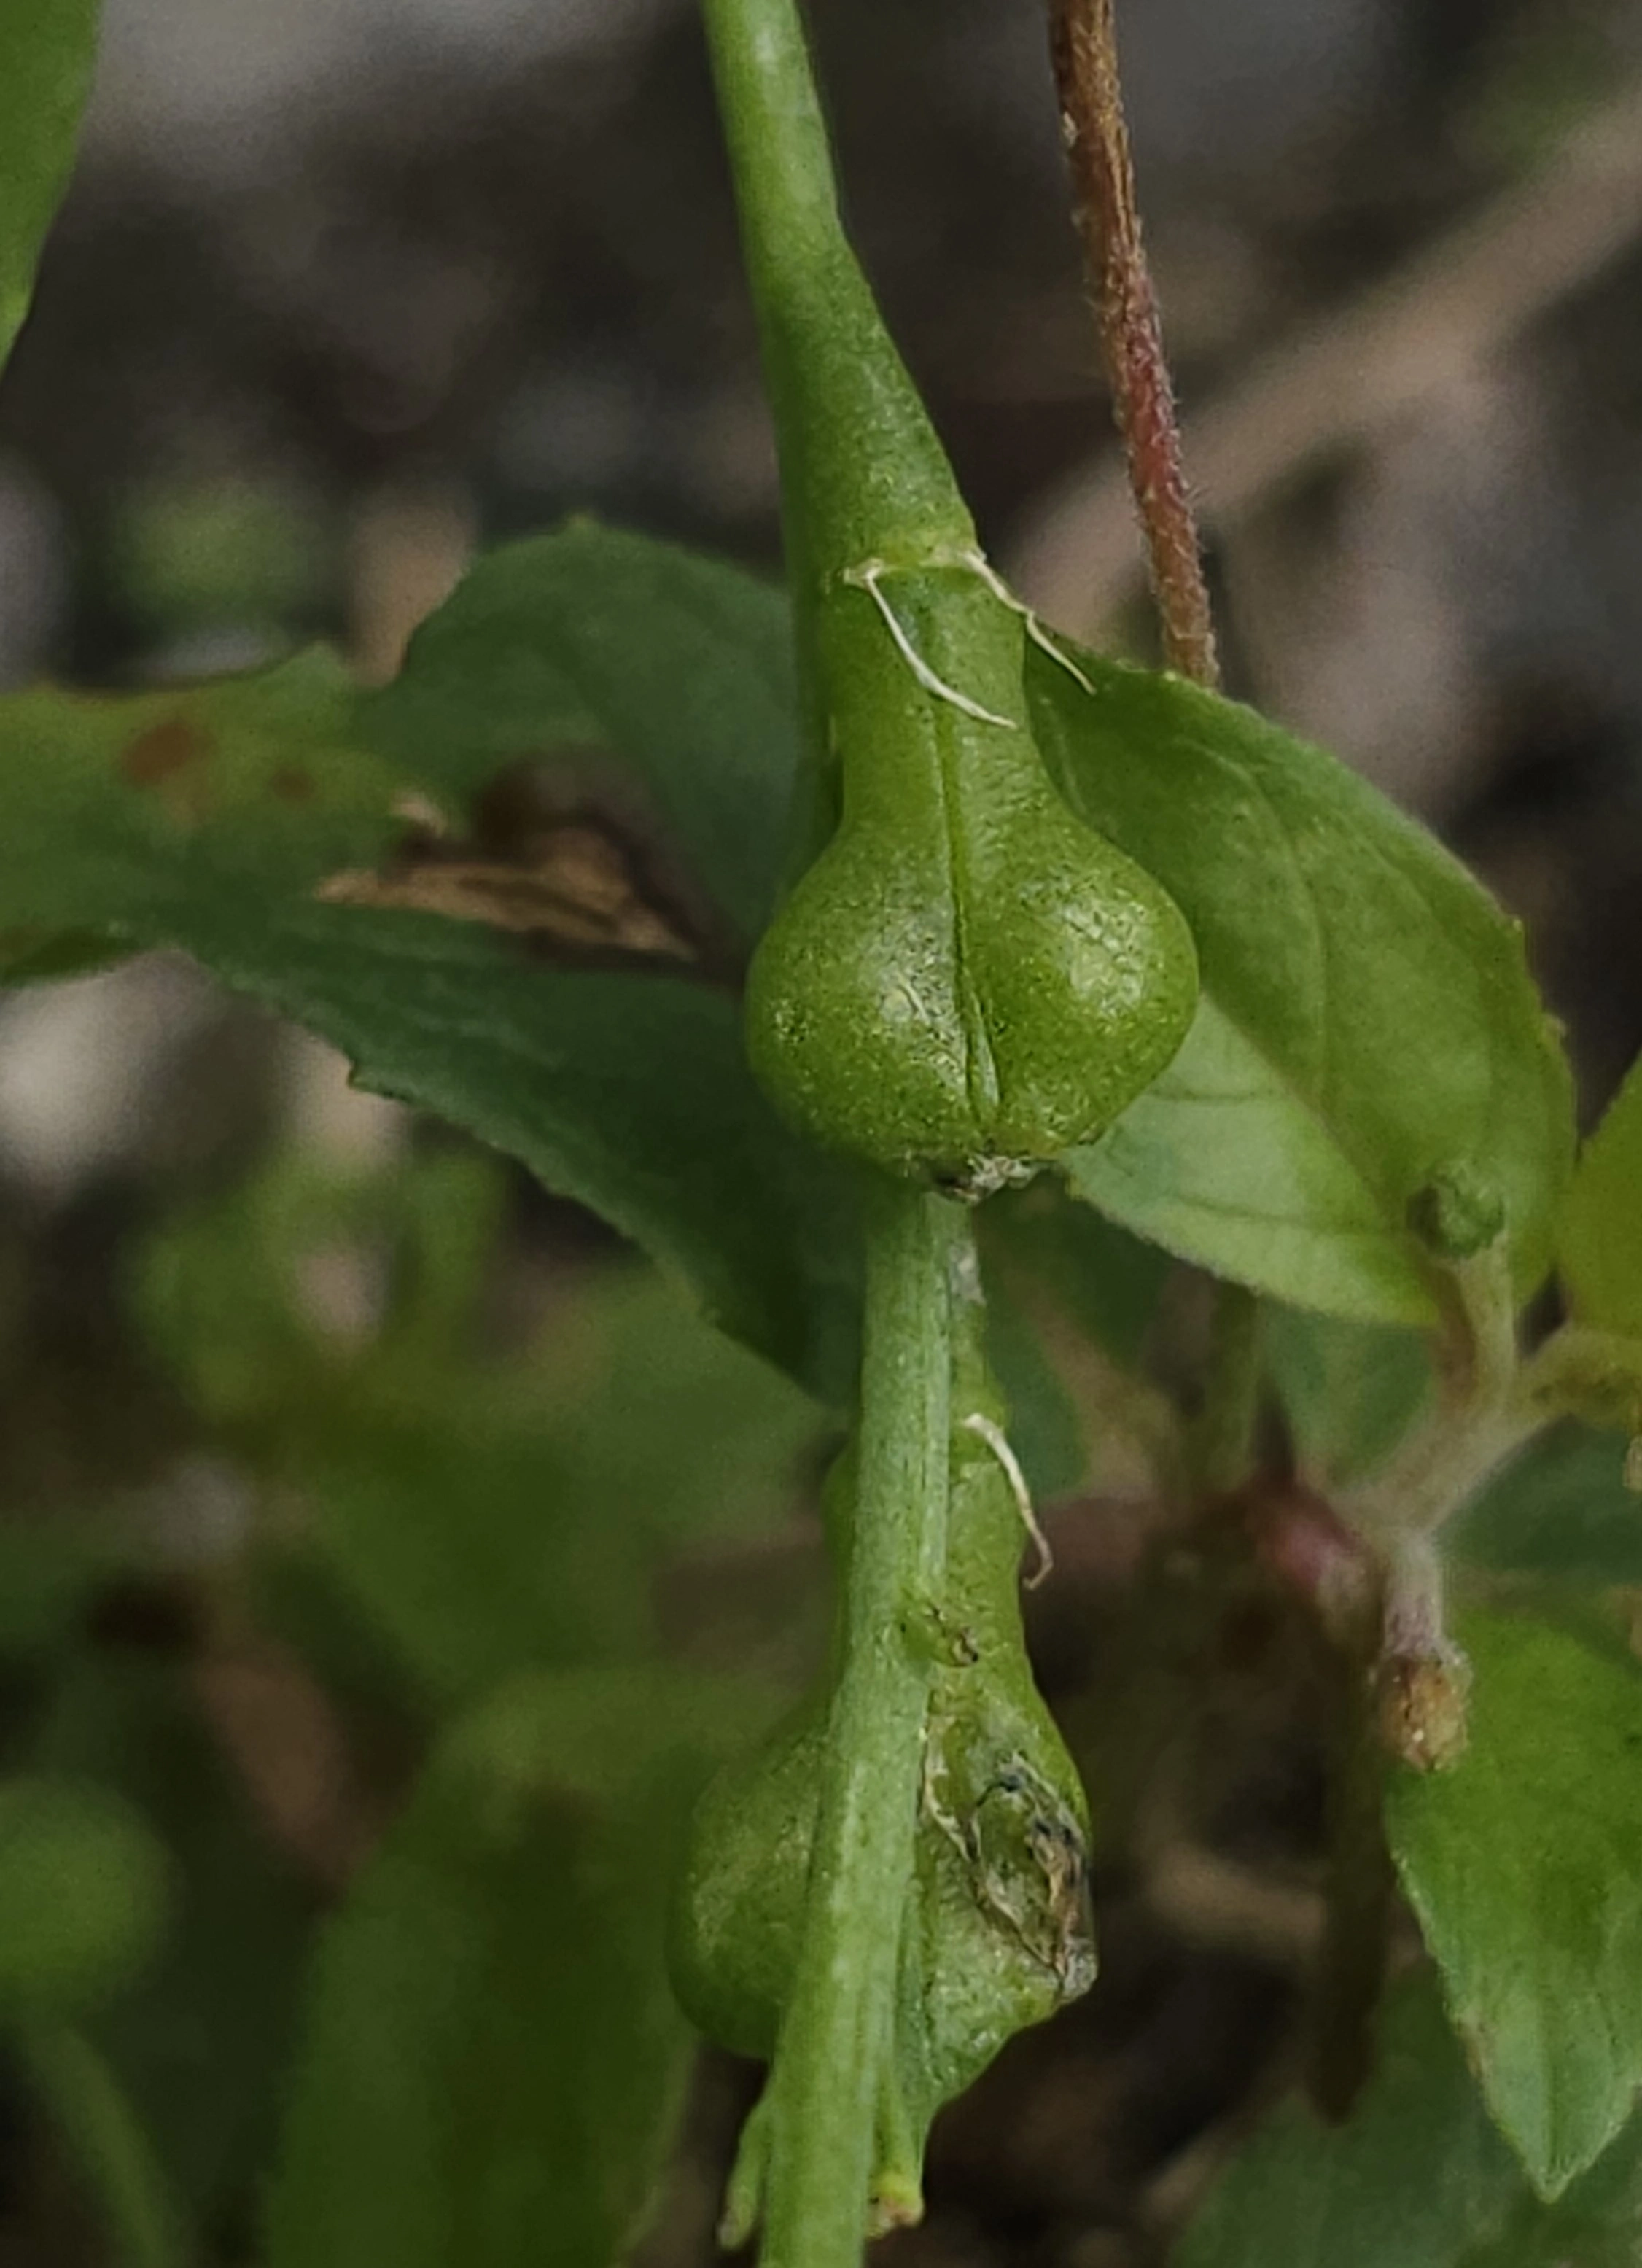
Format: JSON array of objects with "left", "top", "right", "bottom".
[{"left": 746, "top": 562, "right": 1197, "bottom": 1190}]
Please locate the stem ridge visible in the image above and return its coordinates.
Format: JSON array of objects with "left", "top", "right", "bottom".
[{"left": 755, "top": 1184, "right": 960, "bottom": 2268}]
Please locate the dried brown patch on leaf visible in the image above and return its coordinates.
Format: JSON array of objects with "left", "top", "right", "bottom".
[
  {"left": 120, "top": 716, "right": 213, "bottom": 788},
  {"left": 316, "top": 760, "right": 734, "bottom": 981},
  {"left": 120, "top": 715, "right": 219, "bottom": 823}
]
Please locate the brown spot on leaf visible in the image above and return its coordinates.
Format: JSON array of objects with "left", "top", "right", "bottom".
[
  {"left": 271, "top": 766, "right": 315, "bottom": 804},
  {"left": 121, "top": 716, "right": 213, "bottom": 789}
]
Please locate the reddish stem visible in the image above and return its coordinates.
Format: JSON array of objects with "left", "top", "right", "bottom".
[{"left": 1050, "top": 0, "right": 1219, "bottom": 688}]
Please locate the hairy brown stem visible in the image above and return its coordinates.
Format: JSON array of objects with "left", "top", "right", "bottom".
[
  {"left": 1013, "top": 74, "right": 1642, "bottom": 640},
  {"left": 1049, "top": 0, "right": 1218, "bottom": 687}
]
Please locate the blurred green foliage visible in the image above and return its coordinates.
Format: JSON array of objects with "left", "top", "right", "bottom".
[
  {"left": 109, "top": 480, "right": 338, "bottom": 642},
  {"left": 0, "top": 1139, "right": 827, "bottom": 2262}
]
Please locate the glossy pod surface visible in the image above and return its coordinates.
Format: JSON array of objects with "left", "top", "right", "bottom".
[{"left": 745, "top": 564, "right": 1198, "bottom": 1191}]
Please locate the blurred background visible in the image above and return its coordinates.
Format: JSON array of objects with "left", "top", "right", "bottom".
[{"left": 3, "top": 0, "right": 1642, "bottom": 2261}]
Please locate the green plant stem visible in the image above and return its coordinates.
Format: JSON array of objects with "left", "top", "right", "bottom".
[
  {"left": 699, "top": 0, "right": 965, "bottom": 570},
  {"left": 699, "top": 0, "right": 973, "bottom": 781},
  {"left": 757, "top": 1179, "right": 960, "bottom": 2268},
  {"left": 20, "top": 2025, "right": 189, "bottom": 2268},
  {"left": 1350, "top": 1244, "right": 1520, "bottom": 1552}
]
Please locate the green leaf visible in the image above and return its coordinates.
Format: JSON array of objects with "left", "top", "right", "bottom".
[
  {"left": 363, "top": 520, "right": 800, "bottom": 943},
  {"left": 0, "top": 652, "right": 399, "bottom": 933},
  {"left": 195, "top": 917, "right": 856, "bottom": 1395},
  {"left": 1175, "top": 1976, "right": 1520, "bottom": 2268},
  {"left": 132, "top": 1149, "right": 517, "bottom": 1430},
  {"left": 34, "top": 1655, "right": 318, "bottom": 2220},
  {"left": 1265, "top": 1306, "right": 1433, "bottom": 1485},
  {"left": 133, "top": 1147, "right": 824, "bottom": 1705},
  {"left": 1386, "top": 1608, "right": 1642, "bottom": 2196},
  {"left": 0, "top": 0, "right": 101, "bottom": 370},
  {"left": 267, "top": 1667, "right": 757, "bottom": 2268},
  {"left": 1029, "top": 653, "right": 1573, "bottom": 1322},
  {"left": 0, "top": 1778, "right": 171, "bottom": 2013},
  {"left": 1466, "top": 2108, "right": 1642, "bottom": 2267},
  {"left": 1560, "top": 1054, "right": 1642, "bottom": 1337},
  {"left": 1178, "top": 1971, "right": 1642, "bottom": 2268},
  {"left": 305, "top": 1276, "right": 822, "bottom": 1706},
  {"left": 20, "top": 2027, "right": 190, "bottom": 2268},
  {"left": 1064, "top": 999, "right": 1437, "bottom": 1323},
  {"left": 0, "top": 929, "right": 125, "bottom": 984},
  {"left": 0, "top": 657, "right": 857, "bottom": 1397},
  {"left": 980, "top": 1275, "right": 1087, "bottom": 1502},
  {"left": 982, "top": 1176, "right": 1171, "bottom": 1369},
  {"left": 1450, "top": 1425, "right": 1642, "bottom": 1586}
]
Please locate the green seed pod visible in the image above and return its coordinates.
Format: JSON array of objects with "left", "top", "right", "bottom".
[
  {"left": 744, "top": 562, "right": 1197, "bottom": 1191},
  {"left": 669, "top": 1327, "right": 1095, "bottom": 2207},
  {"left": 667, "top": 1663, "right": 1092, "bottom": 2089},
  {"left": 666, "top": 1698, "right": 818, "bottom": 2065},
  {"left": 705, "top": 0, "right": 1197, "bottom": 1192},
  {"left": 894, "top": 1401, "right": 1096, "bottom": 2151}
]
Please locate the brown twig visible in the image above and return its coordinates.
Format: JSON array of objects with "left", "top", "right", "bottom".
[
  {"left": 1014, "top": 74, "right": 1642, "bottom": 641},
  {"left": 1049, "top": 0, "right": 1218, "bottom": 687}
]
